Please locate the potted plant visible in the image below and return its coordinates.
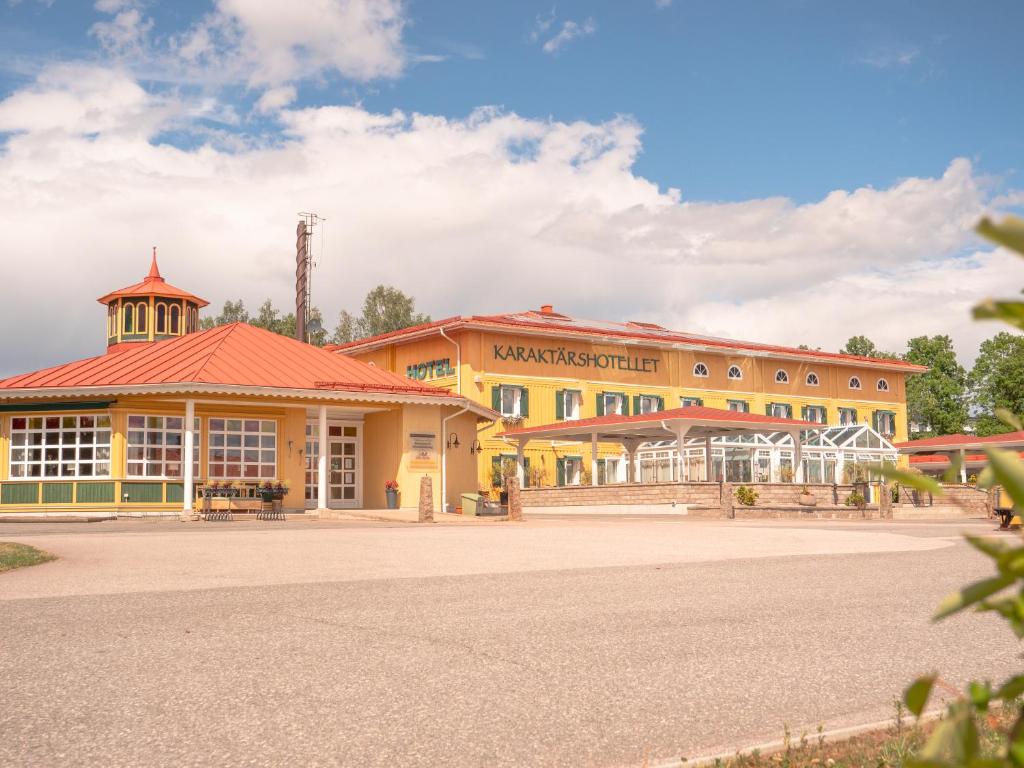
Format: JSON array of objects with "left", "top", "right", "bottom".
[
  {"left": 780, "top": 465, "right": 795, "bottom": 483},
  {"left": 735, "top": 485, "right": 758, "bottom": 506},
  {"left": 258, "top": 481, "right": 275, "bottom": 503},
  {"left": 385, "top": 480, "right": 399, "bottom": 509},
  {"left": 798, "top": 485, "right": 816, "bottom": 507}
]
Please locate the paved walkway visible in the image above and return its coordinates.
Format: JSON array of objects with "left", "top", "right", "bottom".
[{"left": 0, "top": 518, "right": 1014, "bottom": 767}]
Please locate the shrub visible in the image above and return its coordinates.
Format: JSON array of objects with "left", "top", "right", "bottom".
[
  {"left": 845, "top": 491, "right": 866, "bottom": 509},
  {"left": 736, "top": 485, "right": 758, "bottom": 506}
]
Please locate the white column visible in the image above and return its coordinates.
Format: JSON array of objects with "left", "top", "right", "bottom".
[
  {"left": 704, "top": 437, "right": 713, "bottom": 482},
  {"left": 674, "top": 426, "right": 690, "bottom": 484},
  {"left": 181, "top": 398, "right": 195, "bottom": 520},
  {"left": 516, "top": 441, "right": 525, "bottom": 487},
  {"left": 793, "top": 431, "right": 804, "bottom": 483},
  {"left": 959, "top": 448, "right": 967, "bottom": 484},
  {"left": 590, "top": 433, "right": 599, "bottom": 486},
  {"left": 317, "top": 405, "right": 328, "bottom": 510}
]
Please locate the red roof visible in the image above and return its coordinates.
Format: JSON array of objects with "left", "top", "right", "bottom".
[
  {"left": 498, "top": 405, "right": 818, "bottom": 438},
  {"left": 0, "top": 322, "right": 460, "bottom": 397},
  {"left": 910, "top": 451, "right": 1024, "bottom": 465},
  {"left": 893, "top": 431, "right": 1024, "bottom": 451},
  {"left": 97, "top": 250, "right": 209, "bottom": 308},
  {"left": 329, "top": 309, "right": 927, "bottom": 372}
]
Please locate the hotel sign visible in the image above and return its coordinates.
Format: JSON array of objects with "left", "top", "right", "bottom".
[
  {"left": 406, "top": 358, "right": 455, "bottom": 380},
  {"left": 492, "top": 344, "right": 660, "bottom": 373}
]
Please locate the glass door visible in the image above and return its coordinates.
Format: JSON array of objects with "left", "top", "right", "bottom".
[{"left": 305, "top": 421, "right": 361, "bottom": 508}]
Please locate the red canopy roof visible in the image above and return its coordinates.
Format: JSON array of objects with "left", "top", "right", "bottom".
[
  {"left": 893, "top": 431, "right": 1024, "bottom": 452},
  {"left": 498, "top": 405, "right": 818, "bottom": 439},
  {"left": 0, "top": 322, "right": 465, "bottom": 398},
  {"left": 96, "top": 250, "right": 209, "bottom": 308}
]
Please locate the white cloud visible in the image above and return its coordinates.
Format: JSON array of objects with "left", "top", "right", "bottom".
[
  {"left": 0, "top": 68, "right": 1020, "bottom": 377},
  {"left": 540, "top": 17, "right": 596, "bottom": 54},
  {"left": 255, "top": 85, "right": 297, "bottom": 113},
  {"left": 90, "top": 1, "right": 153, "bottom": 57},
  {"left": 654, "top": 0, "right": 673, "bottom": 7},
  {"left": 860, "top": 46, "right": 920, "bottom": 69}
]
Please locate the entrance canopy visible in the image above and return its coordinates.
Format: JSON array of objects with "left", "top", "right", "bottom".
[
  {"left": 894, "top": 431, "right": 1024, "bottom": 480},
  {"left": 498, "top": 405, "right": 818, "bottom": 483}
]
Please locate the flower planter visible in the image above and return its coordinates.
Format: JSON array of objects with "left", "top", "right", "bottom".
[
  {"left": 385, "top": 488, "right": 399, "bottom": 509},
  {"left": 798, "top": 493, "right": 817, "bottom": 507}
]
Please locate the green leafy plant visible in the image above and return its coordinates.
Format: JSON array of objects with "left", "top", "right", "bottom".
[
  {"left": 844, "top": 491, "right": 866, "bottom": 509},
  {"left": 736, "top": 485, "right": 758, "bottom": 506},
  {"left": 873, "top": 215, "right": 1024, "bottom": 768}
]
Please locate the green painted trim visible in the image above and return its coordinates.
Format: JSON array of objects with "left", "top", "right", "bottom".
[
  {"left": 42, "top": 483, "right": 73, "bottom": 504},
  {"left": 76, "top": 482, "right": 115, "bottom": 504},
  {"left": 1, "top": 483, "right": 40, "bottom": 504},
  {"left": 0, "top": 401, "right": 115, "bottom": 413},
  {"left": 166, "top": 483, "right": 184, "bottom": 503},
  {"left": 122, "top": 482, "right": 163, "bottom": 504}
]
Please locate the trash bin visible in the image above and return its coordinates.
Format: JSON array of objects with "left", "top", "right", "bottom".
[{"left": 461, "top": 493, "right": 483, "bottom": 516}]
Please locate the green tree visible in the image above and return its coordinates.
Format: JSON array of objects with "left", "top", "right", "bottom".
[
  {"left": 330, "top": 285, "right": 430, "bottom": 343},
  {"left": 904, "top": 335, "right": 968, "bottom": 438},
  {"left": 199, "top": 299, "right": 250, "bottom": 329},
  {"left": 970, "top": 331, "right": 1024, "bottom": 436},
  {"left": 840, "top": 335, "right": 898, "bottom": 359}
]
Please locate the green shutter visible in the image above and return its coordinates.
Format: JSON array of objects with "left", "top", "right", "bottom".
[
  {"left": 596, "top": 394, "right": 605, "bottom": 417},
  {"left": 657, "top": 396, "right": 665, "bottom": 412},
  {"left": 872, "top": 411, "right": 880, "bottom": 431},
  {"left": 491, "top": 386, "right": 501, "bottom": 412},
  {"left": 519, "top": 387, "right": 529, "bottom": 418},
  {"left": 801, "top": 406, "right": 808, "bottom": 421},
  {"left": 523, "top": 457, "right": 531, "bottom": 488},
  {"left": 850, "top": 408, "right": 858, "bottom": 423},
  {"left": 555, "top": 390, "right": 565, "bottom": 420},
  {"left": 786, "top": 404, "right": 793, "bottom": 419},
  {"left": 620, "top": 393, "right": 629, "bottom": 416},
  {"left": 556, "top": 458, "right": 566, "bottom": 487},
  {"left": 766, "top": 403, "right": 773, "bottom": 416},
  {"left": 632, "top": 395, "right": 641, "bottom": 415}
]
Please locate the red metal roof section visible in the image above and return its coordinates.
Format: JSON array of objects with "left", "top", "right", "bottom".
[
  {"left": 498, "top": 405, "right": 818, "bottom": 438},
  {"left": 96, "top": 249, "right": 209, "bottom": 308},
  {"left": 893, "top": 431, "right": 1024, "bottom": 450},
  {"left": 910, "top": 451, "right": 1024, "bottom": 465},
  {"left": 330, "top": 310, "right": 927, "bottom": 372},
  {"left": 0, "top": 322, "right": 456, "bottom": 396}
]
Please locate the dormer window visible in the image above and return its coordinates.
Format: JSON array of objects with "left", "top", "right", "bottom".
[
  {"left": 806, "top": 372, "right": 819, "bottom": 386},
  {"left": 849, "top": 376, "right": 862, "bottom": 390},
  {"left": 775, "top": 369, "right": 789, "bottom": 384},
  {"left": 727, "top": 365, "right": 742, "bottom": 380},
  {"left": 693, "top": 362, "right": 709, "bottom": 378}
]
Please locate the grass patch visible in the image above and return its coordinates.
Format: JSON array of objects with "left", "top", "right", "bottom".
[
  {"left": 0, "top": 542, "right": 56, "bottom": 573},
  {"left": 706, "top": 702, "right": 1016, "bottom": 768}
]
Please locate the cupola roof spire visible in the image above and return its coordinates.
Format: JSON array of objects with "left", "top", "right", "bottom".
[{"left": 147, "top": 246, "right": 164, "bottom": 282}]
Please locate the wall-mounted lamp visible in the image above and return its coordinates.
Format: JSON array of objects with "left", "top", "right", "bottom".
[
  {"left": 446, "top": 432, "right": 460, "bottom": 449},
  {"left": 470, "top": 439, "right": 483, "bottom": 455}
]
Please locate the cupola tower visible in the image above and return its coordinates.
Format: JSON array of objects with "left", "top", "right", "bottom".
[{"left": 97, "top": 248, "right": 208, "bottom": 351}]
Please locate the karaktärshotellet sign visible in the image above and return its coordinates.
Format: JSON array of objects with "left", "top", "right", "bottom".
[{"left": 491, "top": 344, "right": 660, "bottom": 373}]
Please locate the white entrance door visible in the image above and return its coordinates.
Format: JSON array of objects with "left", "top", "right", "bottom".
[{"left": 305, "top": 421, "right": 362, "bottom": 508}]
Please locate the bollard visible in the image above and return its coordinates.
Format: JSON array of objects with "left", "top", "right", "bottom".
[
  {"left": 418, "top": 475, "right": 434, "bottom": 523},
  {"left": 879, "top": 480, "right": 892, "bottom": 519},
  {"left": 506, "top": 475, "right": 523, "bottom": 521},
  {"left": 720, "top": 481, "right": 734, "bottom": 519}
]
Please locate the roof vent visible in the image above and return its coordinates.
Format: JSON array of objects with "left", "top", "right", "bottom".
[{"left": 540, "top": 304, "right": 554, "bottom": 314}]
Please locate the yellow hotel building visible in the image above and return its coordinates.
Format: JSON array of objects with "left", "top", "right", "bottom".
[{"left": 334, "top": 305, "right": 925, "bottom": 491}]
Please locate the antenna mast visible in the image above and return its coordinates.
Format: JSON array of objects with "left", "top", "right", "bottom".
[{"left": 295, "top": 212, "right": 324, "bottom": 343}]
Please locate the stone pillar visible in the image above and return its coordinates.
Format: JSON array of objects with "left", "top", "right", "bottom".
[
  {"left": 721, "top": 481, "right": 734, "bottom": 519},
  {"left": 704, "top": 437, "right": 713, "bottom": 482},
  {"left": 418, "top": 475, "right": 434, "bottom": 522},
  {"left": 879, "top": 480, "right": 892, "bottom": 519},
  {"left": 507, "top": 475, "right": 523, "bottom": 521}
]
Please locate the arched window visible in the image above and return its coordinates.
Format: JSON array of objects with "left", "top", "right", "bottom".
[
  {"left": 107, "top": 305, "right": 116, "bottom": 337},
  {"left": 849, "top": 376, "right": 862, "bottom": 390},
  {"left": 806, "top": 372, "right": 819, "bottom": 386},
  {"left": 877, "top": 378, "right": 889, "bottom": 392},
  {"left": 693, "top": 362, "right": 709, "bottom": 378},
  {"left": 775, "top": 369, "right": 789, "bottom": 384},
  {"left": 170, "top": 305, "right": 181, "bottom": 335},
  {"left": 155, "top": 303, "right": 167, "bottom": 334},
  {"left": 123, "top": 302, "right": 134, "bottom": 334},
  {"left": 135, "top": 302, "right": 147, "bottom": 334},
  {"left": 727, "top": 365, "right": 742, "bottom": 380}
]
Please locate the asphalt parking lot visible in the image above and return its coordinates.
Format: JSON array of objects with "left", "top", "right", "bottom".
[{"left": 0, "top": 516, "right": 1014, "bottom": 767}]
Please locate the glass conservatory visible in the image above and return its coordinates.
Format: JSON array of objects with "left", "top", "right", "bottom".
[{"left": 636, "top": 424, "right": 897, "bottom": 484}]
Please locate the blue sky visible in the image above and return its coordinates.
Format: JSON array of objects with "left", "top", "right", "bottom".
[
  {"left": 4, "top": 0, "right": 1021, "bottom": 203},
  {"left": 0, "top": 0, "right": 1022, "bottom": 373}
]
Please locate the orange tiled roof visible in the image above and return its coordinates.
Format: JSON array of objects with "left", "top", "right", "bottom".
[
  {"left": 0, "top": 322, "right": 458, "bottom": 397},
  {"left": 329, "top": 310, "right": 927, "bottom": 373},
  {"left": 96, "top": 251, "right": 209, "bottom": 308}
]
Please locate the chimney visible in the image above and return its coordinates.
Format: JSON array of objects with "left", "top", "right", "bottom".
[{"left": 540, "top": 304, "right": 554, "bottom": 315}]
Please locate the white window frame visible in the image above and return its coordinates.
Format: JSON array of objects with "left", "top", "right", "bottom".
[
  {"left": 500, "top": 386, "right": 523, "bottom": 417},
  {"left": 207, "top": 418, "right": 278, "bottom": 480},
  {"left": 693, "top": 362, "right": 710, "bottom": 378},
  {"left": 561, "top": 390, "right": 581, "bottom": 421},
  {"left": 9, "top": 414, "right": 112, "bottom": 479},
  {"left": 603, "top": 392, "right": 625, "bottom": 416},
  {"left": 727, "top": 365, "right": 742, "bottom": 380},
  {"left": 839, "top": 408, "right": 858, "bottom": 426},
  {"left": 727, "top": 399, "right": 749, "bottom": 413},
  {"left": 806, "top": 372, "right": 820, "bottom": 386},
  {"left": 564, "top": 456, "right": 582, "bottom": 486},
  {"left": 876, "top": 411, "right": 896, "bottom": 437},
  {"left": 877, "top": 378, "right": 889, "bottom": 392},
  {"left": 849, "top": 376, "right": 862, "bottom": 390},
  {"left": 638, "top": 395, "right": 661, "bottom": 415},
  {"left": 805, "top": 405, "right": 827, "bottom": 424},
  {"left": 767, "top": 402, "right": 790, "bottom": 419},
  {"left": 775, "top": 369, "right": 790, "bottom": 384},
  {"left": 126, "top": 414, "right": 200, "bottom": 479}
]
